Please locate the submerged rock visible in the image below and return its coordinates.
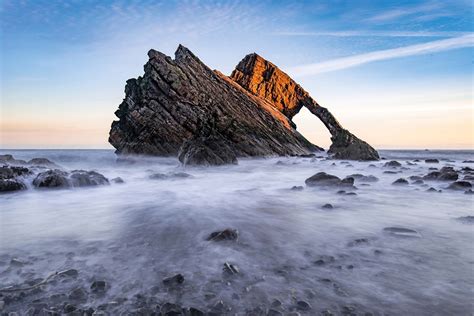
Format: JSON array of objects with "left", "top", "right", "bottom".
[
  {"left": 384, "top": 161, "right": 401, "bottom": 168},
  {"left": 305, "top": 172, "right": 354, "bottom": 188},
  {"left": 383, "top": 227, "right": 420, "bottom": 238},
  {"left": 392, "top": 178, "right": 409, "bottom": 185},
  {"left": 162, "top": 274, "right": 185, "bottom": 286},
  {"left": 69, "top": 170, "right": 109, "bottom": 187},
  {"left": 223, "top": 262, "right": 239, "bottom": 275},
  {"left": 27, "top": 158, "right": 58, "bottom": 167},
  {"left": 425, "top": 159, "right": 439, "bottom": 163},
  {"left": 456, "top": 216, "right": 474, "bottom": 224},
  {"left": 348, "top": 174, "right": 378, "bottom": 182},
  {"left": 447, "top": 181, "right": 472, "bottom": 190},
  {"left": 207, "top": 229, "right": 239, "bottom": 242}
]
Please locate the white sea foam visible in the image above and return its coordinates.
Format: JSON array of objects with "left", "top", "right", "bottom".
[{"left": 0, "top": 150, "right": 472, "bottom": 314}]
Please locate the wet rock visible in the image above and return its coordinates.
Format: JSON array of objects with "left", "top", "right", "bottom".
[
  {"left": 0, "top": 154, "right": 27, "bottom": 165},
  {"left": 305, "top": 172, "right": 354, "bottom": 187},
  {"left": 447, "top": 181, "right": 472, "bottom": 190},
  {"left": 291, "top": 185, "right": 304, "bottom": 191},
  {"left": 314, "top": 255, "right": 335, "bottom": 266},
  {"left": 392, "top": 178, "right": 408, "bottom": 185},
  {"left": 207, "top": 229, "right": 239, "bottom": 242},
  {"left": 270, "top": 299, "right": 282, "bottom": 308},
  {"left": 267, "top": 309, "right": 283, "bottom": 316},
  {"left": 465, "top": 189, "right": 474, "bottom": 194},
  {"left": 210, "top": 300, "right": 230, "bottom": 314},
  {"left": 383, "top": 227, "right": 420, "bottom": 238},
  {"left": 160, "top": 303, "right": 182, "bottom": 315},
  {"left": 111, "top": 177, "right": 124, "bottom": 183},
  {"left": 322, "top": 203, "right": 333, "bottom": 209},
  {"left": 0, "top": 179, "right": 26, "bottom": 193},
  {"left": 384, "top": 161, "right": 401, "bottom": 167},
  {"left": 348, "top": 238, "right": 369, "bottom": 247},
  {"left": 70, "top": 170, "right": 109, "bottom": 187},
  {"left": 0, "top": 166, "right": 30, "bottom": 179},
  {"left": 424, "top": 167, "right": 458, "bottom": 181},
  {"left": 348, "top": 174, "right": 378, "bottom": 182},
  {"left": 63, "top": 304, "right": 77, "bottom": 313},
  {"left": 33, "top": 170, "right": 70, "bottom": 188},
  {"left": 456, "top": 216, "right": 474, "bottom": 224},
  {"left": 68, "top": 288, "right": 87, "bottom": 301},
  {"left": 425, "top": 159, "right": 439, "bottom": 163},
  {"left": 178, "top": 121, "right": 238, "bottom": 166},
  {"left": 413, "top": 179, "right": 424, "bottom": 184},
  {"left": 90, "top": 280, "right": 108, "bottom": 293},
  {"left": 28, "top": 158, "right": 58, "bottom": 167},
  {"left": 223, "top": 262, "right": 239, "bottom": 275},
  {"left": 10, "top": 258, "right": 26, "bottom": 267},
  {"left": 162, "top": 274, "right": 184, "bottom": 286},
  {"left": 383, "top": 170, "right": 399, "bottom": 174},
  {"left": 188, "top": 307, "right": 205, "bottom": 316},
  {"left": 426, "top": 187, "right": 441, "bottom": 193},
  {"left": 60, "top": 269, "right": 79, "bottom": 278},
  {"left": 296, "top": 300, "right": 312, "bottom": 311},
  {"left": 463, "top": 160, "right": 474, "bottom": 163}
]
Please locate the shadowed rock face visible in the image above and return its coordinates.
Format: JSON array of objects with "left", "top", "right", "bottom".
[
  {"left": 230, "top": 53, "right": 379, "bottom": 161},
  {"left": 109, "top": 45, "right": 319, "bottom": 158}
]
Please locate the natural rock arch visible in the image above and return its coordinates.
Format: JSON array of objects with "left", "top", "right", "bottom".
[{"left": 109, "top": 45, "right": 379, "bottom": 162}]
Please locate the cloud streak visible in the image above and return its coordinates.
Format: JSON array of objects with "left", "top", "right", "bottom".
[
  {"left": 273, "top": 30, "right": 470, "bottom": 38},
  {"left": 288, "top": 34, "right": 474, "bottom": 77}
]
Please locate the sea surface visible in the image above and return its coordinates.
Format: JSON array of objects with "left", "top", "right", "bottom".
[{"left": 0, "top": 149, "right": 473, "bottom": 315}]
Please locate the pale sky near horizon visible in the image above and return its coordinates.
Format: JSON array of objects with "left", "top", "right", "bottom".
[{"left": 1, "top": 0, "right": 473, "bottom": 149}]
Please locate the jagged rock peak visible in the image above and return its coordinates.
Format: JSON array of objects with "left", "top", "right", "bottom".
[{"left": 109, "top": 45, "right": 319, "bottom": 159}]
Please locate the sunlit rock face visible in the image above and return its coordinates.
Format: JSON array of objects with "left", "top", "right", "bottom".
[
  {"left": 109, "top": 45, "right": 318, "bottom": 158},
  {"left": 230, "top": 53, "right": 379, "bottom": 161}
]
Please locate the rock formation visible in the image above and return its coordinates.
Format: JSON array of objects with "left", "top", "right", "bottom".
[
  {"left": 230, "top": 53, "right": 379, "bottom": 160},
  {"left": 109, "top": 45, "right": 379, "bottom": 163}
]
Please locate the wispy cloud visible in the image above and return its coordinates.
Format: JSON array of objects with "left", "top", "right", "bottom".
[
  {"left": 288, "top": 34, "right": 474, "bottom": 77},
  {"left": 366, "top": 2, "right": 445, "bottom": 22},
  {"left": 273, "top": 30, "right": 470, "bottom": 38}
]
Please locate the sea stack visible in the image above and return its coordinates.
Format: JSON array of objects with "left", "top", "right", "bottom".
[{"left": 109, "top": 45, "right": 379, "bottom": 163}]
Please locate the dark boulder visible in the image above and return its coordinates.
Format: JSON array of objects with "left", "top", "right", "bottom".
[
  {"left": 28, "top": 157, "right": 58, "bottom": 167},
  {"left": 69, "top": 170, "right": 109, "bottom": 187},
  {"left": 425, "top": 159, "right": 439, "bottom": 163},
  {"left": 206, "top": 229, "right": 239, "bottom": 242},
  {"left": 392, "top": 178, "right": 409, "bottom": 185},
  {"left": 348, "top": 174, "right": 378, "bottom": 182},
  {"left": 305, "top": 172, "right": 354, "bottom": 188},
  {"left": 33, "top": 169, "right": 70, "bottom": 188},
  {"left": 456, "top": 216, "right": 474, "bottom": 224},
  {"left": 384, "top": 160, "right": 402, "bottom": 167},
  {"left": 162, "top": 274, "right": 184, "bottom": 286},
  {"left": 0, "top": 179, "right": 26, "bottom": 193},
  {"left": 111, "top": 177, "right": 124, "bottom": 183},
  {"left": 90, "top": 280, "right": 108, "bottom": 293},
  {"left": 447, "top": 181, "right": 472, "bottom": 190}
]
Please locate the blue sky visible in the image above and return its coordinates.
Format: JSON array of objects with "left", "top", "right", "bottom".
[{"left": 1, "top": 0, "right": 473, "bottom": 148}]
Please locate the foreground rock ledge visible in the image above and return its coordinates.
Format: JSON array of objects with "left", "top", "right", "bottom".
[{"left": 109, "top": 45, "right": 379, "bottom": 163}]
